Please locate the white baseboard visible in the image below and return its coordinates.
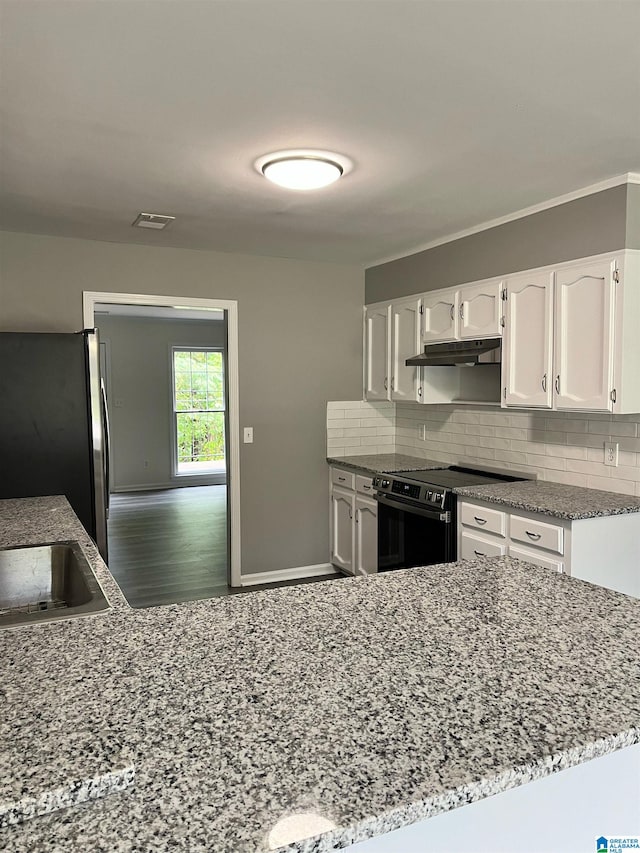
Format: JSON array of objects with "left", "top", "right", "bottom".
[
  {"left": 112, "top": 479, "right": 226, "bottom": 493},
  {"left": 240, "top": 563, "right": 339, "bottom": 587}
]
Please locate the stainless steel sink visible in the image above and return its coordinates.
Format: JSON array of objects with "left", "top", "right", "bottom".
[{"left": 0, "top": 541, "right": 110, "bottom": 628}]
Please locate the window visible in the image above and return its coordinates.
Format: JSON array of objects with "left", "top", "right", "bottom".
[{"left": 172, "top": 348, "right": 225, "bottom": 475}]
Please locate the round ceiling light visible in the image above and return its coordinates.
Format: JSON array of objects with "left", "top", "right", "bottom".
[{"left": 255, "top": 149, "right": 352, "bottom": 190}]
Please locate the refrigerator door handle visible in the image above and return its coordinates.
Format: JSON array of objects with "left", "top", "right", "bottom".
[
  {"left": 100, "top": 379, "right": 111, "bottom": 517},
  {"left": 85, "top": 329, "right": 109, "bottom": 562}
]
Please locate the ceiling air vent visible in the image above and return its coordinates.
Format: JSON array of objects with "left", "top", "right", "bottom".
[{"left": 132, "top": 212, "right": 176, "bottom": 230}]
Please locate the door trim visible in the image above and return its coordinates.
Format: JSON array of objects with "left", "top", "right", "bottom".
[{"left": 83, "top": 290, "right": 241, "bottom": 587}]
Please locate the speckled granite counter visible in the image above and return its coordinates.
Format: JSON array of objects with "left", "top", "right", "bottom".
[
  {"left": 1, "top": 497, "right": 640, "bottom": 852},
  {"left": 454, "top": 479, "right": 640, "bottom": 520},
  {"left": 327, "top": 453, "right": 445, "bottom": 474}
]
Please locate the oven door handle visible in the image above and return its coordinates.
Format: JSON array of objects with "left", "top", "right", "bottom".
[{"left": 375, "top": 492, "right": 451, "bottom": 523}]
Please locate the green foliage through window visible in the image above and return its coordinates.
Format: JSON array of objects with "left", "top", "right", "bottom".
[{"left": 173, "top": 349, "right": 225, "bottom": 472}]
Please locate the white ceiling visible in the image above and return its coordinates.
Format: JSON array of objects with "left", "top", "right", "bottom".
[{"left": 1, "top": 0, "right": 639, "bottom": 266}]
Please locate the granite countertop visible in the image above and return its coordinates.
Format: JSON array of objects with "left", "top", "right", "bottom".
[
  {"left": 326, "top": 453, "right": 445, "bottom": 474},
  {"left": 454, "top": 480, "right": 640, "bottom": 520},
  {"left": 2, "top": 497, "right": 640, "bottom": 852}
]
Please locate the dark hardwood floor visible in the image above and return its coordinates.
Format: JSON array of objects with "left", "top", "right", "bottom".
[
  {"left": 107, "top": 485, "right": 338, "bottom": 608},
  {"left": 107, "top": 485, "right": 229, "bottom": 608}
]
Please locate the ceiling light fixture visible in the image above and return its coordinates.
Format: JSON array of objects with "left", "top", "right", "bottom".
[{"left": 255, "top": 149, "right": 352, "bottom": 190}]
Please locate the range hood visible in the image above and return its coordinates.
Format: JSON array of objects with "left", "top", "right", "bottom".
[{"left": 406, "top": 338, "right": 501, "bottom": 367}]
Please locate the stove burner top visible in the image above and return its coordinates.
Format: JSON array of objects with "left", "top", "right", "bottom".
[{"left": 373, "top": 466, "right": 527, "bottom": 511}]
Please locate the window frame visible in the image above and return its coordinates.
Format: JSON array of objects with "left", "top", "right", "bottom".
[{"left": 170, "top": 345, "right": 226, "bottom": 478}]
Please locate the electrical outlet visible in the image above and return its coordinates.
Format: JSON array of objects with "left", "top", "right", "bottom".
[
  {"left": 243, "top": 427, "right": 254, "bottom": 444},
  {"left": 604, "top": 441, "right": 618, "bottom": 467},
  {"left": 114, "top": 398, "right": 124, "bottom": 408}
]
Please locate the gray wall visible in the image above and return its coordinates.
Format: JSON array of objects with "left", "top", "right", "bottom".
[
  {"left": 366, "top": 185, "right": 630, "bottom": 303},
  {"left": 627, "top": 183, "right": 640, "bottom": 250},
  {"left": 97, "top": 314, "right": 226, "bottom": 492},
  {"left": 0, "top": 231, "right": 364, "bottom": 576}
]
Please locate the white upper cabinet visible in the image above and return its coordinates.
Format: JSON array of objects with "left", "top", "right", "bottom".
[
  {"left": 421, "top": 289, "right": 457, "bottom": 343},
  {"left": 391, "top": 297, "right": 422, "bottom": 402},
  {"left": 553, "top": 258, "right": 616, "bottom": 412},
  {"left": 365, "top": 298, "right": 421, "bottom": 402},
  {"left": 503, "top": 271, "right": 554, "bottom": 408},
  {"left": 458, "top": 279, "right": 504, "bottom": 339},
  {"left": 364, "top": 304, "right": 390, "bottom": 401}
]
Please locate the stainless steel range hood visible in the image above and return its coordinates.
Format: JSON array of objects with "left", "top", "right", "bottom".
[{"left": 406, "top": 338, "right": 501, "bottom": 367}]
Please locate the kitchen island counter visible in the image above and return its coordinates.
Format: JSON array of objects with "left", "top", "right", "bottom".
[{"left": 1, "top": 496, "right": 639, "bottom": 852}]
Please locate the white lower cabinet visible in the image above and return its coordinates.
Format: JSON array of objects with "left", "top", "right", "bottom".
[
  {"left": 458, "top": 499, "right": 640, "bottom": 597},
  {"left": 330, "top": 467, "right": 378, "bottom": 575}
]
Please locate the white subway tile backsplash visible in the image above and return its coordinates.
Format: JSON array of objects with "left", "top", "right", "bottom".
[{"left": 327, "top": 401, "right": 640, "bottom": 494}]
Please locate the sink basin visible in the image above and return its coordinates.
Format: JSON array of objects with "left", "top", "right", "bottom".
[{"left": 0, "top": 541, "right": 110, "bottom": 628}]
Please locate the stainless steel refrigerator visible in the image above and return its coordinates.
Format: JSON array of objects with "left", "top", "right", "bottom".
[{"left": 0, "top": 330, "right": 109, "bottom": 560}]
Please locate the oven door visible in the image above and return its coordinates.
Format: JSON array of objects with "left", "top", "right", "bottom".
[{"left": 376, "top": 492, "right": 454, "bottom": 571}]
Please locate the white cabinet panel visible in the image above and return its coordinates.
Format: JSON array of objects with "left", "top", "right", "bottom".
[
  {"left": 459, "top": 280, "right": 503, "bottom": 340},
  {"left": 331, "top": 468, "right": 355, "bottom": 490},
  {"left": 331, "top": 485, "right": 354, "bottom": 574},
  {"left": 421, "top": 289, "right": 457, "bottom": 343},
  {"left": 355, "top": 474, "right": 375, "bottom": 495},
  {"left": 355, "top": 494, "right": 378, "bottom": 574},
  {"left": 509, "top": 545, "right": 564, "bottom": 573},
  {"left": 391, "top": 298, "right": 421, "bottom": 402},
  {"left": 510, "top": 514, "right": 564, "bottom": 555},
  {"left": 554, "top": 259, "right": 615, "bottom": 411},
  {"left": 460, "top": 502, "right": 506, "bottom": 537},
  {"left": 365, "top": 305, "right": 390, "bottom": 401},
  {"left": 460, "top": 531, "right": 507, "bottom": 559},
  {"left": 503, "top": 272, "right": 554, "bottom": 408}
]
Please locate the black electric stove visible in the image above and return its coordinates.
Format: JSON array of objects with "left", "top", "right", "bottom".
[{"left": 372, "top": 465, "right": 527, "bottom": 571}]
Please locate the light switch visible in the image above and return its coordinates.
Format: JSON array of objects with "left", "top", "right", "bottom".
[{"left": 243, "top": 427, "right": 254, "bottom": 444}]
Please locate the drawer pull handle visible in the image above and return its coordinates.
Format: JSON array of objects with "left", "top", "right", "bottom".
[
  {"left": 363, "top": 485, "right": 371, "bottom": 490},
  {"left": 474, "top": 550, "right": 485, "bottom": 557},
  {"left": 526, "top": 531, "right": 541, "bottom": 540},
  {"left": 474, "top": 516, "right": 487, "bottom": 525},
  {"left": 338, "top": 476, "right": 346, "bottom": 482}
]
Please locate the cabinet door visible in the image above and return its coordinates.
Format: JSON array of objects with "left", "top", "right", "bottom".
[
  {"left": 459, "top": 280, "right": 503, "bottom": 339},
  {"left": 421, "top": 289, "right": 458, "bottom": 343},
  {"left": 554, "top": 260, "right": 615, "bottom": 411},
  {"left": 355, "top": 494, "right": 378, "bottom": 574},
  {"left": 503, "top": 272, "right": 554, "bottom": 408},
  {"left": 331, "top": 486, "right": 354, "bottom": 574},
  {"left": 364, "top": 305, "right": 391, "bottom": 401},
  {"left": 391, "top": 297, "right": 422, "bottom": 402}
]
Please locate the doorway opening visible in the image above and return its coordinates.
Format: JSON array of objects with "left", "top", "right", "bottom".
[{"left": 83, "top": 291, "right": 241, "bottom": 603}]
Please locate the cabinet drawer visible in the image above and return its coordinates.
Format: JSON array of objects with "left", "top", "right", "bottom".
[
  {"left": 331, "top": 468, "right": 355, "bottom": 490},
  {"left": 460, "top": 502, "right": 506, "bottom": 537},
  {"left": 356, "top": 474, "right": 375, "bottom": 495},
  {"left": 510, "top": 515, "right": 564, "bottom": 555},
  {"left": 509, "top": 545, "right": 564, "bottom": 574},
  {"left": 460, "top": 531, "right": 507, "bottom": 560}
]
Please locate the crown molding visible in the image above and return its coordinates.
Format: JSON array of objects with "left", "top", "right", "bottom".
[{"left": 368, "top": 172, "right": 640, "bottom": 269}]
